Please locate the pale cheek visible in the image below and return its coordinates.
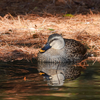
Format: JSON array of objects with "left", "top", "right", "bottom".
[
  {"left": 52, "top": 43, "right": 61, "bottom": 49},
  {"left": 50, "top": 40, "right": 64, "bottom": 49}
]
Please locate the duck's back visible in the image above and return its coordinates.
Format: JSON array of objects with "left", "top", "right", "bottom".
[
  {"left": 64, "top": 39, "right": 86, "bottom": 55},
  {"left": 64, "top": 39, "right": 87, "bottom": 61}
]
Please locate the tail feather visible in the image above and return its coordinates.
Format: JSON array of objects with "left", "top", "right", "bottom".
[{"left": 83, "top": 53, "right": 94, "bottom": 60}]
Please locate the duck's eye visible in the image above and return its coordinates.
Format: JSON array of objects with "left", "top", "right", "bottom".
[{"left": 49, "top": 38, "right": 58, "bottom": 44}]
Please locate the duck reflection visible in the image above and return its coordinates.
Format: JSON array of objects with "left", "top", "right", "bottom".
[{"left": 38, "top": 62, "right": 84, "bottom": 86}]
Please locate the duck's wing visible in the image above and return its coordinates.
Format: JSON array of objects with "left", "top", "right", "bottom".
[{"left": 64, "top": 39, "right": 87, "bottom": 55}]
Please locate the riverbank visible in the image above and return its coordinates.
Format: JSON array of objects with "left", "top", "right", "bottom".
[{"left": 0, "top": 0, "right": 100, "bottom": 62}]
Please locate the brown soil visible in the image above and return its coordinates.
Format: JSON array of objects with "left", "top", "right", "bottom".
[{"left": 0, "top": 0, "right": 100, "bottom": 62}]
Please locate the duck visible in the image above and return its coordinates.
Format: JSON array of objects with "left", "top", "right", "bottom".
[{"left": 37, "top": 33, "right": 87, "bottom": 63}]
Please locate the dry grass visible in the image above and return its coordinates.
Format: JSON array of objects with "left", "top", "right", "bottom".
[{"left": 0, "top": 13, "right": 100, "bottom": 62}]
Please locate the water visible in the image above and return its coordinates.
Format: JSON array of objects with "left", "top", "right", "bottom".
[{"left": 0, "top": 60, "right": 100, "bottom": 100}]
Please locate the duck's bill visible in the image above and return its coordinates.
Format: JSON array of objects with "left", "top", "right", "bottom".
[{"left": 39, "top": 43, "right": 51, "bottom": 53}]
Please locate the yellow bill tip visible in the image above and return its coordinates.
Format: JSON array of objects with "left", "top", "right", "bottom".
[
  {"left": 39, "top": 72, "right": 45, "bottom": 75},
  {"left": 39, "top": 49, "right": 45, "bottom": 53}
]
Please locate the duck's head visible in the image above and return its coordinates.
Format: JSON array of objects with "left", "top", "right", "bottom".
[{"left": 39, "top": 34, "right": 65, "bottom": 53}]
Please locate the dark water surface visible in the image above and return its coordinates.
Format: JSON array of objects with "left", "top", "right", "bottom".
[{"left": 0, "top": 60, "right": 100, "bottom": 100}]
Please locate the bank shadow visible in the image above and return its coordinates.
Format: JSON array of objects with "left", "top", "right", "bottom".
[{"left": 0, "top": 0, "right": 100, "bottom": 17}]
